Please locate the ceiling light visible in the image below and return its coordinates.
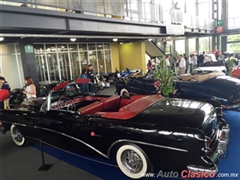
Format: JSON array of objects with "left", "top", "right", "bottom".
[
  {"left": 148, "top": 38, "right": 152, "bottom": 41},
  {"left": 70, "top": 38, "right": 76, "bottom": 42},
  {"left": 120, "top": 42, "right": 123, "bottom": 45},
  {"left": 0, "top": 37, "right": 4, "bottom": 41},
  {"left": 113, "top": 38, "right": 118, "bottom": 42}
]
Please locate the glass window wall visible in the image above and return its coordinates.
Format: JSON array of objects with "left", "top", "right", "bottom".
[
  {"left": 199, "top": 37, "right": 210, "bottom": 53},
  {"left": 175, "top": 40, "right": 185, "bottom": 54},
  {"left": 34, "top": 43, "right": 112, "bottom": 83}
]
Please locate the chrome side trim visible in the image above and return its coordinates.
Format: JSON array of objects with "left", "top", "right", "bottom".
[
  {"left": 107, "top": 139, "right": 188, "bottom": 157},
  {"left": 34, "top": 126, "right": 108, "bottom": 158},
  {"left": 12, "top": 123, "right": 109, "bottom": 159}
]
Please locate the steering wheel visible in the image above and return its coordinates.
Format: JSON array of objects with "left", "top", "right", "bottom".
[{"left": 57, "top": 97, "right": 76, "bottom": 111}]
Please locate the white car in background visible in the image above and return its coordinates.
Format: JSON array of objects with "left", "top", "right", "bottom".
[{"left": 193, "top": 54, "right": 227, "bottom": 74}]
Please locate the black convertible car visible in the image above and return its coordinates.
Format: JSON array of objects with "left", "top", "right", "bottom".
[
  {"left": 0, "top": 79, "right": 230, "bottom": 179},
  {"left": 115, "top": 70, "right": 240, "bottom": 110}
]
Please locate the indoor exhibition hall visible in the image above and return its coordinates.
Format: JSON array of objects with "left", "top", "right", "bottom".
[{"left": 0, "top": 0, "right": 240, "bottom": 180}]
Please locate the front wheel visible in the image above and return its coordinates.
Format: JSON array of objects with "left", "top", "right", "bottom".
[
  {"left": 10, "top": 124, "right": 27, "bottom": 147},
  {"left": 116, "top": 144, "right": 150, "bottom": 179}
]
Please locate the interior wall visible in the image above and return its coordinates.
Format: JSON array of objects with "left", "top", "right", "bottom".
[
  {"left": 0, "top": 43, "right": 24, "bottom": 89},
  {"left": 118, "top": 42, "right": 146, "bottom": 73},
  {"left": 110, "top": 43, "right": 120, "bottom": 72}
]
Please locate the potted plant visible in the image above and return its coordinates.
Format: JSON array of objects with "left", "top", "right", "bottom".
[{"left": 154, "top": 57, "right": 175, "bottom": 97}]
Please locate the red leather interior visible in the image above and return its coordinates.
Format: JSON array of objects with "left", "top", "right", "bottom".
[
  {"left": 130, "top": 95, "right": 146, "bottom": 103},
  {"left": 101, "top": 96, "right": 120, "bottom": 111},
  {"left": 101, "top": 95, "right": 162, "bottom": 120},
  {"left": 119, "top": 98, "right": 130, "bottom": 108},
  {"left": 78, "top": 101, "right": 103, "bottom": 114}
]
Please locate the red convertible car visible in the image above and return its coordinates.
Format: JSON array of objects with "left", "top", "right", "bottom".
[{"left": 0, "top": 79, "right": 230, "bottom": 179}]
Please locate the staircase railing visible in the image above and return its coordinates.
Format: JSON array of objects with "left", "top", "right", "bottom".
[{"left": 153, "top": 39, "right": 179, "bottom": 59}]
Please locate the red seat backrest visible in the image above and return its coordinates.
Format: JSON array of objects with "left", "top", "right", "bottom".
[
  {"left": 78, "top": 101, "right": 103, "bottom": 115},
  {"left": 101, "top": 96, "right": 120, "bottom": 111},
  {"left": 119, "top": 95, "right": 161, "bottom": 112}
]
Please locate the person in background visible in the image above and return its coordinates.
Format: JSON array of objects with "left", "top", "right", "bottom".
[
  {"left": 87, "top": 64, "right": 96, "bottom": 95},
  {"left": 0, "top": 76, "right": 11, "bottom": 109},
  {"left": 147, "top": 60, "right": 152, "bottom": 71},
  {"left": 183, "top": 54, "right": 189, "bottom": 73},
  {"left": 198, "top": 52, "right": 205, "bottom": 67},
  {"left": 23, "top": 77, "right": 37, "bottom": 99},
  {"left": 165, "top": 55, "right": 171, "bottom": 68},
  {"left": 179, "top": 54, "right": 186, "bottom": 75},
  {"left": 189, "top": 54, "right": 193, "bottom": 74},
  {"left": 79, "top": 68, "right": 89, "bottom": 94},
  {"left": 192, "top": 54, "right": 198, "bottom": 70},
  {"left": 175, "top": 56, "right": 180, "bottom": 75}
]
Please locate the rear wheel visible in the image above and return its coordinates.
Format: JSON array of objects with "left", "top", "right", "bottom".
[
  {"left": 116, "top": 144, "right": 150, "bottom": 179},
  {"left": 10, "top": 124, "right": 27, "bottom": 147}
]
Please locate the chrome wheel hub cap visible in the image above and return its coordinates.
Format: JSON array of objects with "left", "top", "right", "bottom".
[
  {"left": 121, "top": 150, "right": 143, "bottom": 174},
  {"left": 13, "top": 127, "right": 23, "bottom": 142}
]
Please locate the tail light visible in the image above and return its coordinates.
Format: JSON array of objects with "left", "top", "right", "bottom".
[{"left": 0, "top": 121, "right": 2, "bottom": 126}]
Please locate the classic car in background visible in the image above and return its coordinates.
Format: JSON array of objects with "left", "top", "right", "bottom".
[
  {"left": 115, "top": 70, "right": 240, "bottom": 110},
  {"left": 232, "top": 66, "right": 240, "bottom": 79},
  {"left": 0, "top": 78, "right": 230, "bottom": 179},
  {"left": 192, "top": 55, "right": 227, "bottom": 74}
]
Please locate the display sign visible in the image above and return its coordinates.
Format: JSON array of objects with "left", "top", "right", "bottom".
[
  {"left": 216, "top": 19, "right": 224, "bottom": 33},
  {"left": 24, "top": 44, "right": 34, "bottom": 53}
]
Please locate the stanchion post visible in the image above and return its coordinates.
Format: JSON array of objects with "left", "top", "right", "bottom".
[{"left": 38, "top": 140, "right": 52, "bottom": 171}]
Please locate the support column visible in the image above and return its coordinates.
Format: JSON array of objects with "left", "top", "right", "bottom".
[
  {"left": 195, "top": 0, "right": 198, "bottom": 16},
  {"left": 19, "top": 41, "right": 40, "bottom": 96},
  {"left": 196, "top": 38, "right": 199, "bottom": 54},
  {"left": 221, "top": 36, "right": 227, "bottom": 52},
  {"left": 221, "top": 0, "right": 228, "bottom": 51},
  {"left": 185, "top": 37, "right": 189, "bottom": 57}
]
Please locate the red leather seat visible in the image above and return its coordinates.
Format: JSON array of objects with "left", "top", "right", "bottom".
[
  {"left": 101, "top": 96, "right": 120, "bottom": 111},
  {"left": 78, "top": 101, "right": 103, "bottom": 115}
]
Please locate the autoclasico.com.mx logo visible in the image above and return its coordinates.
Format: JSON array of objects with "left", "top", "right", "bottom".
[{"left": 143, "top": 170, "right": 239, "bottom": 178}]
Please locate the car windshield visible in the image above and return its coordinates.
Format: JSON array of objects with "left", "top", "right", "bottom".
[
  {"left": 40, "top": 83, "right": 85, "bottom": 111},
  {"left": 50, "top": 83, "right": 83, "bottom": 104}
]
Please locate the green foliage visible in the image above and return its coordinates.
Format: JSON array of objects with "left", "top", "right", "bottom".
[
  {"left": 227, "top": 56, "right": 236, "bottom": 76},
  {"left": 154, "top": 57, "right": 175, "bottom": 97},
  {"left": 227, "top": 34, "right": 240, "bottom": 53}
]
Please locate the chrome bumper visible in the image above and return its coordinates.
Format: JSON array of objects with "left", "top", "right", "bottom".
[{"left": 187, "top": 124, "right": 230, "bottom": 174}]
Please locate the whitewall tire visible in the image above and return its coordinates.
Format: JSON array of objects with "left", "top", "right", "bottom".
[
  {"left": 116, "top": 144, "right": 148, "bottom": 179},
  {"left": 120, "top": 88, "right": 130, "bottom": 97},
  {"left": 10, "top": 124, "right": 26, "bottom": 147}
]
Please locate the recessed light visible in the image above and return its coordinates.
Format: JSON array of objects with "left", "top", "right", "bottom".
[
  {"left": 113, "top": 38, "right": 118, "bottom": 42},
  {"left": 0, "top": 37, "right": 4, "bottom": 41},
  {"left": 70, "top": 38, "right": 76, "bottom": 42}
]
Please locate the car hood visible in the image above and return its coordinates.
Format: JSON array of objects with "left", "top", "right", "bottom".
[{"left": 143, "top": 98, "right": 215, "bottom": 131}]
